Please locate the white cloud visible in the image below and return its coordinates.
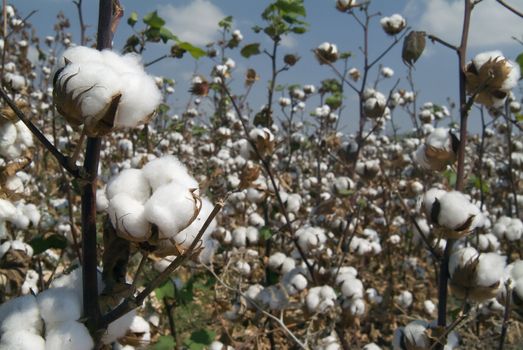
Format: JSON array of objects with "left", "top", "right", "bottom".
[
  {"left": 280, "top": 35, "right": 298, "bottom": 49},
  {"left": 158, "top": 0, "right": 225, "bottom": 46},
  {"left": 407, "top": 0, "right": 522, "bottom": 48}
]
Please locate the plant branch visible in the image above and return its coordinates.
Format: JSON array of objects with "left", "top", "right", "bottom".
[{"left": 496, "top": 0, "right": 523, "bottom": 18}]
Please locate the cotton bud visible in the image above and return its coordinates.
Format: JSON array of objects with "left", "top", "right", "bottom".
[
  {"left": 402, "top": 31, "right": 426, "bottom": 67},
  {"left": 336, "top": 0, "right": 358, "bottom": 12},
  {"left": 189, "top": 75, "right": 209, "bottom": 96},
  {"left": 449, "top": 247, "right": 505, "bottom": 301},
  {"left": 348, "top": 67, "right": 360, "bottom": 81},
  {"left": 465, "top": 51, "right": 520, "bottom": 107},
  {"left": 245, "top": 68, "right": 259, "bottom": 86},
  {"left": 284, "top": 54, "right": 300, "bottom": 66},
  {"left": 414, "top": 128, "right": 459, "bottom": 171},
  {"left": 53, "top": 46, "right": 161, "bottom": 137},
  {"left": 380, "top": 14, "right": 406, "bottom": 35},
  {"left": 315, "top": 42, "right": 338, "bottom": 64}
]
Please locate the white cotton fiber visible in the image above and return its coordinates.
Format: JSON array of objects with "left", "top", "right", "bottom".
[
  {"left": 476, "top": 253, "right": 506, "bottom": 287},
  {"left": 173, "top": 198, "right": 216, "bottom": 250},
  {"left": 59, "top": 46, "right": 104, "bottom": 67},
  {"left": 437, "top": 191, "right": 479, "bottom": 230},
  {"left": 142, "top": 155, "right": 197, "bottom": 191},
  {"left": 0, "top": 329, "right": 45, "bottom": 350},
  {"left": 426, "top": 128, "right": 451, "bottom": 150},
  {"left": 341, "top": 277, "right": 364, "bottom": 299},
  {"left": 108, "top": 193, "right": 151, "bottom": 241},
  {"left": 14, "top": 121, "right": 33, "bottom": 148},
  {"left": 0, "top": 122, "right": 17, "bottom": 149},
  {"left": 0, "top": 295, "right": 42, "bottom": 335},
  {"left": 45, "top": 321, "right": 94, "bottom": 350},
  {"left": 114, "top": 71, "right": 162, "bottom": 128},
  {"left": 144, "top": 183, "right": 197, "bottom": 238},
  {"left": 449, "top": 247, "right": 478, "bottom": 277},
  {"left": 421, "top": 188, "right": 446, "bottom": 215},
  {"left": 403, "top": 320, "right": 430, "bottom": 349},
  {"left": 36, "top": 287, "right": 81, "bottom": 327},
  {"left": 102, "top": 309, "right": 136, "bottom": 344},
  {"left": 21, "top": 203, "right": 40, "bottom": 227},
  {"left": 106, "top": 168, "right": 151, "bottom": 203}
]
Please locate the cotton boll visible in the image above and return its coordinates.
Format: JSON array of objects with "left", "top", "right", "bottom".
[
  {"left": 36, "top": 287, "right": 81, "bottom": 327},
  {"left": 476, "top": 253, "right": 506, "bottom": 287},
  {"left": 245, "top": 226, "right": 259, "bottom": 245},
  {"left": 144, "top": 183, "right": 197, "bottom": 238},
  {"left": 0, "top": 122, "right": 17, "bottom": 150},
  {"left": 258, "top": 285, "right": 288, "bottom": 310},
  {"left": 424, "top": 300, "right": 436, "bottom": 315},
  {"left": 306, "top": 286, "right": 336, "bottom": 313},
  {"left": 422, "top": 188, "right": 446, "bottom": 216},
  {"left": 21, "top": 203, "right": 40, "bottom": 227},
  {"left": 363, "top": 343, "right": 381, "bottom": 350},
  {"left": 45, "top": 321, "right": 94, "bottom": 350},
  {"left": 0, "top": 295, "right": 42, "bottom": 335},
  {"left": 14, "top": 121, "right": 33, "bottom": 148},
  {"left": 232, "top": 227, "right": 247, "bottom": 247},
  {"left": 282, "top": 268, "right": 308, "bottom": 295},
  {"left": 102, "top": 310, "right": 136, "bottom": 344},
  {"left": 5, "top": 175, "right": 24, "bottom": 193},
  {"left": 0, "top": 329, "right": 45, "bottom": 350},
  {"left": 348, "top": 298, "right": 366, "bottom": 316},
  {"left": 402, "top": 320, "right": 430, "bottom": 349},
  {"left": 365, "top": 288, "right": 382, "bottom": 304},
  {"left": 341, "top": 277, "right": 364, "bottom": 299},
  {"left": 58, "top": 46, "right": 104, "bottom": 68},
  {"left": 21, "top": 270, "right": 39, "bottom": 295},
  {"left": 449, "top": 247, "right": 478, "bottom": 277},
  {"left": 235, "top": 260, "right": 251, "bottom": 276},
  {"left": 142, "top": 156, "right": 197, "bottom": 191},
  {"left": 437, "top": 191, "right": 480, "bottom": 230},
  {"left": 106, "top": 168, "right": 151, "bottom": 203},
  {"left": 395, "top": 290, "right": 413, "bottom": 309},
  {"left": 108, "top": 193, "right": 151, "bottom": 241},
  {"left": 245, "top": 284, "right": 264, "bottom": 308}
]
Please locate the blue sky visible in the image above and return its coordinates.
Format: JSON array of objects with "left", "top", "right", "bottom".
[{"left": 14, "top": 0, "right": 523, "bottom": 134}]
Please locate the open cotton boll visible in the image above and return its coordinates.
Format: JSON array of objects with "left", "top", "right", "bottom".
[
  {"left": 340, "top": 277, "right": 364, "bottom": 299},
  {"left": 426, "top": 127, "right": 452, "bottom": 150},
  {"left": 102, "top": 310, "right": 136, "bottom": 344},
  {"left": 437, "top": 191, "right": 480, "bottom": 230},
  {"left": 476, "top": 253, "right": 506, "bottom": 287},
  {"left": 282, "top": 268, "right": 308, "bottom": 295},
  {"left": 0, "top": 295, "right": 42, "bottom": 335},
  {"left": 142, "top": 155, "right": 198, "bottom": 191},
  {"left": 508, "top": 260, "right": 523, "bottom": 281},
  {"left": 45, "top": 321, "right": 94, "bottom": 350},
  {"left": 449, "top": 247, "right": 478, "bottom": 276},
  {"left": 114, "top": 72, "right": 162, "bottom": 128},
  {"left": 58, "top": 46, "right": 104, "bottom": 68},
  {"left": 395, "top": 290, "right": 413, "bottom": 309},
  {"left": 144, "top": 182, "right": 198, "bottom": 239},
  {"left": 306, "top": 286, "right": 337, "bottom": 313},
  {"left": 108, "top": 193, "right": 151, "bottom": 241},
  {"left": 14, "top": 121, "right": 33, "bottom": 148},
  {"left": 472, "top": 50, "right": 504, "bottom": 69},
  {"left": 106, "top": 168, "right": 151, "bottom": 203},
  {"left": 421, "top": 188, "right": 446, "bottom": 216},
  {"left": 0, "top": 329, "right": 45, "bottom": 350},
  {"left": 22, "top": 270, "right": 39, "bottom": 295},
  {"left": 172, "top": 197, "right": 217, "bottom": 251},
  {"left": 36, "top": 287, "right": 81, "bottom": 327},
  {"left": 0, "top": 122, "right": 17, "bottom": 149},
  {"left": 400, "top": 320, "right": 431, "bottom": 349}
]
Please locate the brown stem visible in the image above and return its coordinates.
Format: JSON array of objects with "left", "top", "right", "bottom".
[
  {"left": 499, "top": 281, "right": 513, "bottom": 350},
  {"left": 82, "top": 0, "right": 118, "bottom": 338},
  {"left": 437, "top": 1, "right": 473, "bottom": 345}
]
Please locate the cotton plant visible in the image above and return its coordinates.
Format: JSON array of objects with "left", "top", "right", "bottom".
[{"left": 53, "top": 46, "right": 162, "bottom": 137}]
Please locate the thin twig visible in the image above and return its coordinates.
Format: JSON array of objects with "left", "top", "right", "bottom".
[
  {"left": 0, "top": 87, "right": 86, "bottom": 179},
  {"left": 496, "top": 0, "right": 523, "bottom": 18}
]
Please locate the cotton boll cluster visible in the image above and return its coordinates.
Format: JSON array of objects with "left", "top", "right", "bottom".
[
  {"left": 53, "top": 46, "right": 162, "bottom": 137},
  {"left": 449, "top": 247, "right": 506, "bottom": 301},
  {"left": 268, "top": 252, "right": 296, "bottom": 274},
  {"left": 380, "top": 14, "right": 406, "bottom": 35},
  {"left": 334, "top": 267, "right": 366, "bottom": 317},
  {"left": 414, "top": 128, "right": 458, "bottom": 171},
  {"left": 465, "top": 50, "right": 521, "bottom": 108}
]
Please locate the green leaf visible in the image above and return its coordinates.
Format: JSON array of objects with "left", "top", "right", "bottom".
[
  {"left": 155, "top": 280, "right": 175, "bottom": 300},
  {"left": 516, "top": 53, "right": 523, "bottom": 76},
  {"left": 444, "top": 169, "right": 457, "bottom": 187},
  {"left": 337, "top": 189, "right": 353, "bottom": 197},
  {"left": 469, "top": 174, "right": 489, "bottom": 194},
  {"left": 184, "top": 329, "right": 216, "bottom": 350},
  {"left": 29, "top": 234, "right": 67, "bottom": 255},
  {"left": 127, "top": 11, "right": 138, "bottom": 27},
  {"left": 153, "top": 335, "right": 175, "bottom": 350},
  {"left": 177, "top": 42, "right": 206, "bottom": 59},
  {"left": 191, "top": 125, "right": 207, "bottom": 136},
  {"left": 260, "top": 227, "right": 273, "bottom": 240},
  {"left": 159, "top": 27, "right": 178, "bottom": 43},
  {"left": 143, "top": 11, "right": 165, "bottom": 29},
  {"left": 240, "top": 43, "right": 261, "bottom": 58},
  {"left": 218, "top": 16, "right": 233, "bottom": 29},
  {"left": 274, "top": 0, "right": 306, "bottom": 17},
  {"left": 291, "top": 26, "right": 307, "bottom": 34},
  {"left": 516, "top": 114, "right": 523, "bottom": 122}
]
